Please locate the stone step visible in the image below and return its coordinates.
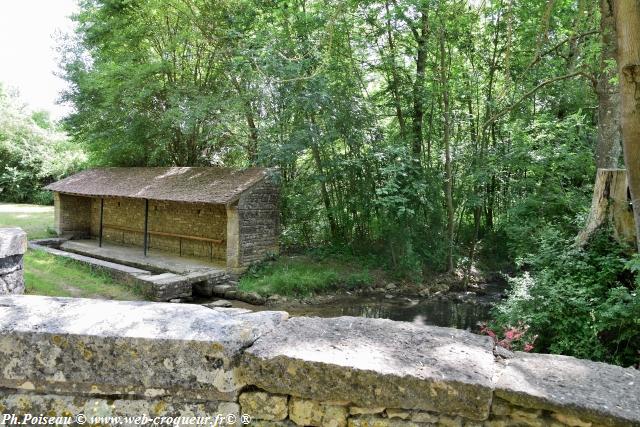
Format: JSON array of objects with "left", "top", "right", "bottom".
[
  {"left": 135, "top": 273, "right": 191, "bottom": 302},
  {"left": 184, "top": 270, "right": 227, "bottom": 285}
]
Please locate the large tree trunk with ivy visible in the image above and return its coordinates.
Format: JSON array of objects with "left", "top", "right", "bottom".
[
  {"left": 596, "top": 0, "right": 622, "bottom": 169},
  {"left": 577, "top": 169, "right": 637, "bottom": 248},
  {"left": 614, "top": 0, "right": 640, "bottom": 252}
]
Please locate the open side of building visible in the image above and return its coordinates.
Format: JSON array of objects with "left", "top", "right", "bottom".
[{"left": 45, "top": 167, "right": 280, "bottom": 274}]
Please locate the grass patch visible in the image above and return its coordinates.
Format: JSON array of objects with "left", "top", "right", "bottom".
[
  {"left": 0, "top": 203, "right": 55, "bottom": 239},
  {"left": 1, "top": 202, "right": 141, "bottom": 300},
  {"left": 24, "top": 249, "right": 144, "bottom": 300},
  {"left": 238, "top": 255, "right": 373, "bottom": 297}
]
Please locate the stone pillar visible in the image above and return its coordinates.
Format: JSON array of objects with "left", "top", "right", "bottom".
[
  {"left": 53, "top": 192, "right": 63, "bottom": 235},
  {"left": 0, "top": 228, "right": 27, "bottom": 295},
  {"left": 226, "top": 203, "right": 242, "bottom": 274}
]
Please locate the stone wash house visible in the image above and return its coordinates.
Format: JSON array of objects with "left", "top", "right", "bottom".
[{"left": 45, "top": 167, "right": 279, "bottom": 272}]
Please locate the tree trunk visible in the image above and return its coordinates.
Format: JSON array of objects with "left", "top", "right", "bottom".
[
  {"left": 614, "top": 0, "right": 640, "bottom": 252},
  {"left": 577, "top": 169, "right": 636, "bottom": 248},
  {"left": 411, "top": 10, "right": 429, "bottom": 162},
  {"left": 596, "top": 0, "right": 622, "bottom": 169},
  {"left": 440, "top": 27, "right": 454, "bottom": 273},
  {"left": 384, "top": 1, "right": 406, "bottom": 139}
]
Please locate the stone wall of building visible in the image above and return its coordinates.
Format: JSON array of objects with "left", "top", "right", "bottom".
[
  {"left": 53, "top": 193, "right": 92, "bottom": 236},
  {"left": 86, "top": 196, "right": 227, "bottom": 259},
  {"left": 238, "top": 177, "right": 279, "bottom": 266},
  {"left": 0, "top": 295, "right": 637, "bottom": 427},
  {"left": 0, "top": 228, "right": 26, "bottom": 295}
]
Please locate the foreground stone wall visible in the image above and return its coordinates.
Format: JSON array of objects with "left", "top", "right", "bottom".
[
  {"left": 0, "top": 228, "right": 26, "bottom": 295},
  {"left": 0, "top": 295, "right": 638, "bottom": 427}
]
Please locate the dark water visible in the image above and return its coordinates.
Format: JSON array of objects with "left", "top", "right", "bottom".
[
  {"left": 276, "top": 295, "right": 494, "bottom": 332},
  {"left": 216, "top": 283, "right": 504, "bottom": 332}
]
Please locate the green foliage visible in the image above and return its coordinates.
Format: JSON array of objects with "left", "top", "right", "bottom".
[
  {"left": 497, "top": 112, "right": 596, "bottom": 262},
  {"left": 492, "top": 228, "right": 640, "bottom": 366},
  {"left": 0, "top": 86, "right": 86, "bottom": 204},
  {"left": 238, "top": 255, "right": 373, "bottom": 297},
  {"left": 59, "top": 0, "right": 605, "bottom": 279}
]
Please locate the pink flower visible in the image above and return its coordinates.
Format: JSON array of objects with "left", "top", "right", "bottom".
[{"left": 504, "top": 329, "right": 523, "bottom": 341}]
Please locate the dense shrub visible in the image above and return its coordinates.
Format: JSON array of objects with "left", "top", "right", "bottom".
[
  {"left": 491, "top": 227, "right": 640, "bottom": 367},
  {"left": 0, "top": 86, "right": 85, "bottom": 204}
]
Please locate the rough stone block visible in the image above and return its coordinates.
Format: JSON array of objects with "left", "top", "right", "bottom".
[
  {"left": 288, "top": 397, "right": 348, "bottom": 427},
  {"left": 241, "top": 317, "right": 496, "bottom": 420},
  {"left": 489, "top": 398, "right": 512, "bottom": 416},
  {"left": 409, "top": 411, "right": 439, "bottom": 423},
  {"left": 438, "top": 415, "right": 462, "bottom": 427},
  {"left": 0, "top": 270, "right": 24, "bottom": 295},
  {"left": 347, "top": 415, "right": 421, "bottom": 427},
  {"left": 218, "top": 401, "right": 241, "bottom": 421},
  {"left": 0, "top": 295, "right": 287, "bottom": 401},
  {"left": 550, "top": 413, "right": 593, "bottom": 427},
  {"left": 0, "top": 228, "right": 27, "bottom": 258},
  {"left": 0, "top": 391, "right": 243, "bottom": 425},
  {"left": 494, "top": 352, "right": 640, "bottom": 427},
  {"left": 135, "top": 273, "right": 192, "bottom": 301},
  {"left": 250, "top": 421, "right": 298, "bottom": 427},
  {"left": 239, "top": 391, "right": 288, "bottom": 421},
  {"left": 386, "top": 409, "right": 410, "bottom": 419},
  {"left": 0, "top": 254, "right": 23, "bottom": 275},
  {"left": 349, "top": 407, "right": 385, "bottom": 415}
]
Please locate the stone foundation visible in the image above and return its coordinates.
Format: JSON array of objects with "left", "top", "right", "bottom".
[
  {"left": 0, "top": 295, "right": 637, "bottom": 427},
  {"left": 0, "top": 228, "right": 26, "bottom": 295}
]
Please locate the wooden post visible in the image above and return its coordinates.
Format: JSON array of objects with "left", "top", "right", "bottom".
[
  {"left": 99, "top": 198, "right": 104, "bottom": 247},
  {"left": 143, "top": 199, "right": 149, "bottom": 256}
]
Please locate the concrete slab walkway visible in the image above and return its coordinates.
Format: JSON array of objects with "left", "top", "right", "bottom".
[{"left": 30, "top": 239, "right": 229, "bottom": 301}]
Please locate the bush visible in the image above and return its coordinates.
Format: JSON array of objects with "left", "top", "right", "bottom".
[
  {"left": 491, "top": 227, "right": 640, "bottom": 366},
  {"left": 238, "top": 255, "right": 373, "bottom": 297},
  {"left": 0, "top": 86, "right": 86, "bottom": 204}
]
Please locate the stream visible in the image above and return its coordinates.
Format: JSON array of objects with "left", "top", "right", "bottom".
[{"left": 201, "top": 282, "right": 506, "bottom": 333}]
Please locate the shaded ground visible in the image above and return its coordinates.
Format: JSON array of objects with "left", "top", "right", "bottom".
[{"left": 0, "top": 202, "right": 141, "bottom": 300}]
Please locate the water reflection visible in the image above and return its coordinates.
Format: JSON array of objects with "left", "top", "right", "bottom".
[{"left": 279, "top": 295, "right": 494, "bottom": 332}]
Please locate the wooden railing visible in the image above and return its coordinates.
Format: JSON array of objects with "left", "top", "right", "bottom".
[{"left": 102, "top": 224, "right": 225, "bottom": 258}]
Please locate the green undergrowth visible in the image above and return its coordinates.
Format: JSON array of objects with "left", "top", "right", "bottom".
[
  {"left": 238, "top": 254, "right": 375, "bottom": 297},
  {"left": 491, "top": 227, "right": 640, "bottom": 367},
  {"left": 24, "top": 249, "right": 144, "bottom": 300}
]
